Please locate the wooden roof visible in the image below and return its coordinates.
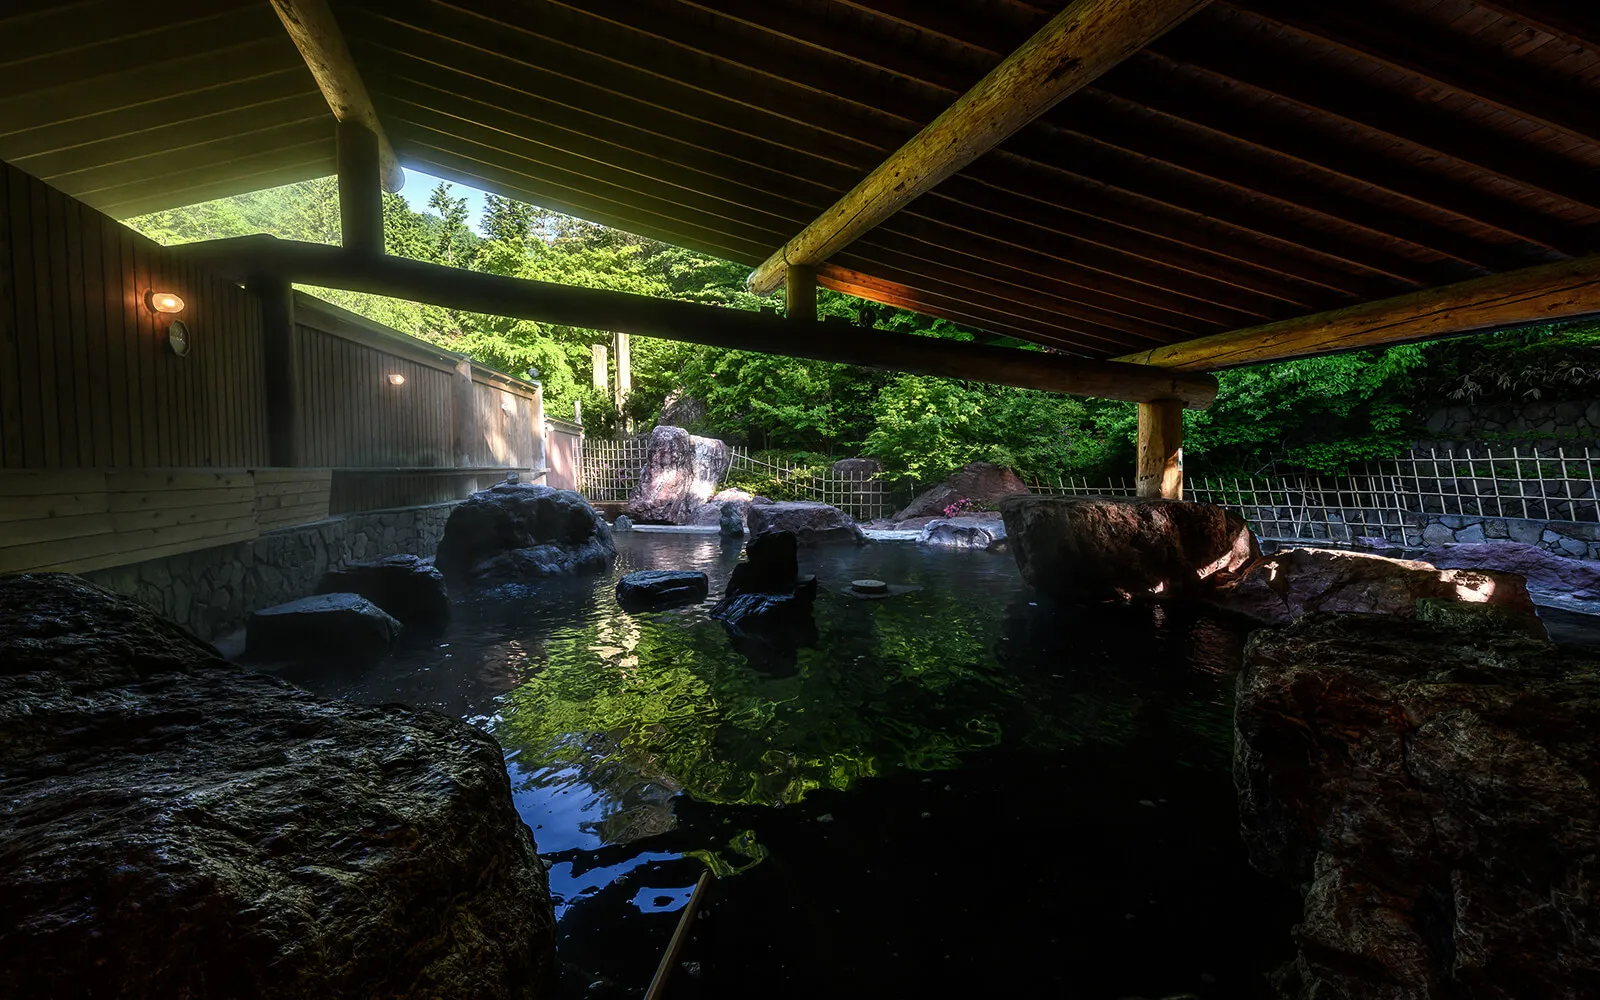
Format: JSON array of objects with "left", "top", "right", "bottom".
[{"left": 3, "top": 0, "right": 1598, "bottom": 361}]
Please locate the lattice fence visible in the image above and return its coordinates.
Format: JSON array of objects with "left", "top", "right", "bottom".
[
  {"left": 579, "top": 435, "right": 652, "bottom": 502},
  {"left": 1031, "top": 445, "right": 1599, "bottom": 544}
]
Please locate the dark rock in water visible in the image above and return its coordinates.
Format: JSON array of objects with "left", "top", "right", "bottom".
[
  {"left": 746, "top": 501, "right": 865, "bottom": 545},
  {"left": 625, "top": 425, "right": 731, "bottom": 524},
  {"left": 616, "top": 569, "right": 710, "bottom": 608},
  {"left": 1236, "top": 612, "right": 1600, "bottom": 1000},
  {"left": 893, "top": 462, "right": 1028, "bottom": 521},
  {"left": 246, "top": 592, "right": 402, "bottom": 660},
  {"left": 1000, "top": 495, "right": 1258, "bottom": 602},
  {"left": 712, "top": 531, "right": 818, "bottom": 671},
  {"left": 317, "top": 553, "right": 449, "bottom": 623},
  {"left": 1422, "top": 539, "right": 1600, "bottom": 602},
  {"left": 720, "top": 500, "right": 745, "bottom": 537},
  {"left": 1212, "top": 547, "right": 1540, "bottom": 630},
  {"left": 435, "top": 483, "right": 615, "bottom": 581},
  {"left": 0, "top": 573, "right": 555, "bottom": 999},
  {"left": 613, "top": 514, "right": 634, "bottom": 531},
  {"left": 918, "top": 514, "right": 1007, "bottom": 551}
]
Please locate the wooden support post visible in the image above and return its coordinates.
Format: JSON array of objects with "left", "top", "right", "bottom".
[
  {"left": 786, "top": 264, "right": 817, "bottom": 321},
  {"left": 614, "top": 331, "right": 632, "bottom": 432},
  {"left": 1136, "top": 399, "right": 1184, "bottom": 499},
  {"left": 591, "top": 343, "right": 608, "bottom": 390},
  {"left": 249, "top": 274, "right": 301, "bottom": 467},
  {"left": 337, "top": 121, "right": 383, "bottom": 256},
  {"left": 452, "top": 358, "right": 477, "bottom": 468}
]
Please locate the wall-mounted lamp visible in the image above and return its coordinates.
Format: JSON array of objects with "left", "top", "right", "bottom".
[
  {"left": 145, "top": 290, "right": 185, "bottom": 314},
  {"left": 387, "top": 373, "right": 407, "bottom": 386}
]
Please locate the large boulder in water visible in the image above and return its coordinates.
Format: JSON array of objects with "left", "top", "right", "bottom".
[
  {"left": 317, "top": 553, "right": 450, "bottom": 623},
  {"left": 0, "top": 573, "right": 555, "bottom": 998},
  {"left": 246, "top": 592, "right": 402, "bottom": 661},
  {"left": 616, "top": 570, "right": 709, "bottom": 609},
  {"left": 1421, "top": 540, "right": 1600, "bottom": 602},
  {"left": 747, "top": 501, "right": 865, "bottom": 545},
  {"left": 712, "top": 532, "right": 818, "bottom": 670},
  {"left": 625, "top": 425, "right": 732, "bottom": 524},
  {"left": 1235, "top": 612, "right": 1600, "bottom": 999},
  {"left": 1213, "top": 547, "right": 1541, "bottom": 630},
  {"left": 918, "top": 514, "right": 1007, "bottom": 551},
  {"left": 435, "top": 483, "right": 615, "bottom": 581},
  {"left": 999, "top": 495, "right": 1258, "bottom": 602},
  {"left": 893, "top": 462, "right": 1028, "bottom": 520}
]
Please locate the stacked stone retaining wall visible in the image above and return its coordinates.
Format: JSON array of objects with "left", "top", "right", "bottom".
[
  {"left": 85, "top": 503, "right": 459, "bottom": 641},
  {"left": 1264, "top": 513, "right": 1599, "bottom": 561}
]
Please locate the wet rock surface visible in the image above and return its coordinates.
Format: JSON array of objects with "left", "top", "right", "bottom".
[
  {"left": 746, "top": 501, "right": 866, "bottom": 545},
  {"left": 1001, "top": 495, "right": 1258, "bottom": 602},
  {"left": 246, "top": 591, "right": 402, "bottom": 660},
  {"left": 625, "top": 425, "right": 732, "bottom": 524},
  {"left": 317, "top": 553, "right": 449, "bottom": 623},
  {"left": 435, "top": 483, "right": 615, "bottom": 581},
  {"left": 1213, "top": 547, "right": 1540, "bottom": 628},
  {"left": 0, "top": 573, "right": 555, "bottom": 999},
  {"left": 712, "top": 531, "right": 818, "bottom": 671},
  {"left": 1236, "top": 612, "right": 1600, "bottom": 1000},
  {"left": 918, "top": 514, "right": 1008, "bottom": 551},
  {"left": 893, "top": 462, "right": 1029, "bottom": 520},
  {"left": 1422, "top": 540, "right": 1600, "bottom": 602},
  {"left": 616, "top": 569, "right": 710, "bottom": 608}
]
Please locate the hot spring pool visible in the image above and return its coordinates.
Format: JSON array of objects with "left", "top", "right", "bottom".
[{"left": 269, "top": 532, "right": 1300, "bottom": 998}]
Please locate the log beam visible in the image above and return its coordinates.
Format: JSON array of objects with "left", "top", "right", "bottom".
[
  {"left": 336, "top": 121, "right": 383, "bottom": 256},
  {"left": 745, "top": 0, "right": 1210, "bottom": 294},
  {"left": 1136, "top": 399, "right": 1184, "bottom": 499},
  {"left": 270, "top": 0, "right": 405, "bottom": 192},
  {"left": 1114, "top": 256, "right": 1600, "bottom": 371},
  {"left": 786, "top": 264, "right": 817, "bottom": 321},
  {"left": 247, "top": 273, "right": 302, "bottom": 467},
  {"left": 183, "top": 236, "right": 1218, "bottom": 408}
]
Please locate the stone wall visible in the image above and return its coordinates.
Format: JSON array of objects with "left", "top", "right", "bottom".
[
  {"left": 1271, "top": 514, "right": 1600, "bottom": 561},
  {"left": 1421, "top": 398, "right": 1600, "bottom": 442},
  {"left": 84, "top": 503, "right": 459, "bottom": 641}
]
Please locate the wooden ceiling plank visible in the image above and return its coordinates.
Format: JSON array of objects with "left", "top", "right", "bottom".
[
  {"left": 94, "top": 146, "right": 335, "bottom": 219},
  {"left": 746, "top": 0, "right": 1213, "bottom": 293},
  {"left": 1227, "top": 0, "right": 1600, "bottom": 147},
  {"left": 1469, "top": 0, "right": 1600, "bottom": 52},
  {"left": 269, "top": 0, "right": 403, "bottom": 191},
  {"left": 67, "top": 125, "right": 336, "bottom": 203},
  {"left": 1153, "top": 19, "right": 1600, "bottom": 211},
  {"left": 1115, "top": 255, "right": 1600, "bottom": 370},
  {"left": 1101, "top": 53, "right": 1589, "bottom": 255}
]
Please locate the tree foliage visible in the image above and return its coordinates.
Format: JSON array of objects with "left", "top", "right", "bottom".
[{"left": 127, "top": 177, "right": 1593, "bottom": 485}]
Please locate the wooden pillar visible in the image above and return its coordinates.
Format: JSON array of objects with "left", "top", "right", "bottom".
[
  {"left": 336, "top": 121, "right": 383, "bottom": 256},
  {"left": 591, "top": 343, "right": 608, "bottom": 390},
  {"left": 786, "top": 263, "right": 817, "bottom": 321},
  {"left": 1136, "top": 399, "right": 1184, "bottom": 500},
  {"left": 613, "top": 331, "right": 632, "bottom": 431},
  {"left": 452, "top": 358, "right": 477, "bottom": 468},
  {"left": 249, "top": 274, "right": 301, "bottom": 467}
]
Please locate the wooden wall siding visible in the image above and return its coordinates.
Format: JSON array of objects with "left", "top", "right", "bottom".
[
  {"left": 469, "top": 376, "right": 543, "bottom": 471},
  {"left": 290, "top": 322, "right": 455, "bottom": 468},
  {"left": 0, "top": 469, "right": 283, "bottom": 575},
  {"left": 254, "top": 468, "right": 332, "bottom": 529},
  {"left": 328, "top": 469, "right": 521, "bottom": 515},
  {"left": 0, "top": 161, "right": 270, "bottom": 470}
]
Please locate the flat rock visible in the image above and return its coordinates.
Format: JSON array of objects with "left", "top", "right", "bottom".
[
  {"left": 746, "top": 501, "right": 865, "bottom": 545},
  {"left": 616, "top": 570, "right": 709, "bottom": 608},
  {"left": 0, "top": 573, "right": 554, "bottom": 999},
  {"left": 625, "top": 425, "right": 732, "bottom": 524},
  {"left": 893, "top": 462, "right": 1028, "bottom": 521},
  {"left": 918, "top": 514, "right": 1007, "bottom": 551},
  {"left": 712, "top": 531, "right": 818, "bottom": 670},
  {"left": 246, "top": 592, "right": 401, "bottom": 661},
  {"left": 1236, "top": 612, "right": 1600, "bottom": 999},
  {"left": 1422, "top": 540, "right": 1600, "bottom": 602},
  {"left": 1213, "top": 547, "right": 1540, "bottom": 628},
  {"left": 435, "top": 483, "right": 616, "bottom": 581},
  {"left": 317, "top": 554, "right": 449, "bottom": 624},
  {"left": 999, "top": 495, "right": 1258, "bottom": 602}
]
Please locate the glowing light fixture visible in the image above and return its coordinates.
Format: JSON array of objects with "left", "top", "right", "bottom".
[
  {"left": 387, "top": 373, "right": 407, "bottom": 386},
  {"left": 145, "top": 290, "right": 185, "bottom": 314}
]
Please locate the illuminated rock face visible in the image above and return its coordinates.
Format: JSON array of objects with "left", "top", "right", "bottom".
[
  {"left": 1217, "top": 547, "right": 1539, "bottom": 628},
  {"left": 436, "top": 483, "right": 615, "bottom": 581},
  {"left": 1236, "top": 613, "right": 1600, "bottom": 1000},
  {"left": 999, "top": 495, "right": 1258, "bottom": 603},
  {"left": 625, "top": 424, "right": 732, "bottom": 524},
  {"left": 0, "top": 573, "right": 555, "bottom": 1000},
  {"left": 746, "top": 501, "right": 866, "bottom": 545}
]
